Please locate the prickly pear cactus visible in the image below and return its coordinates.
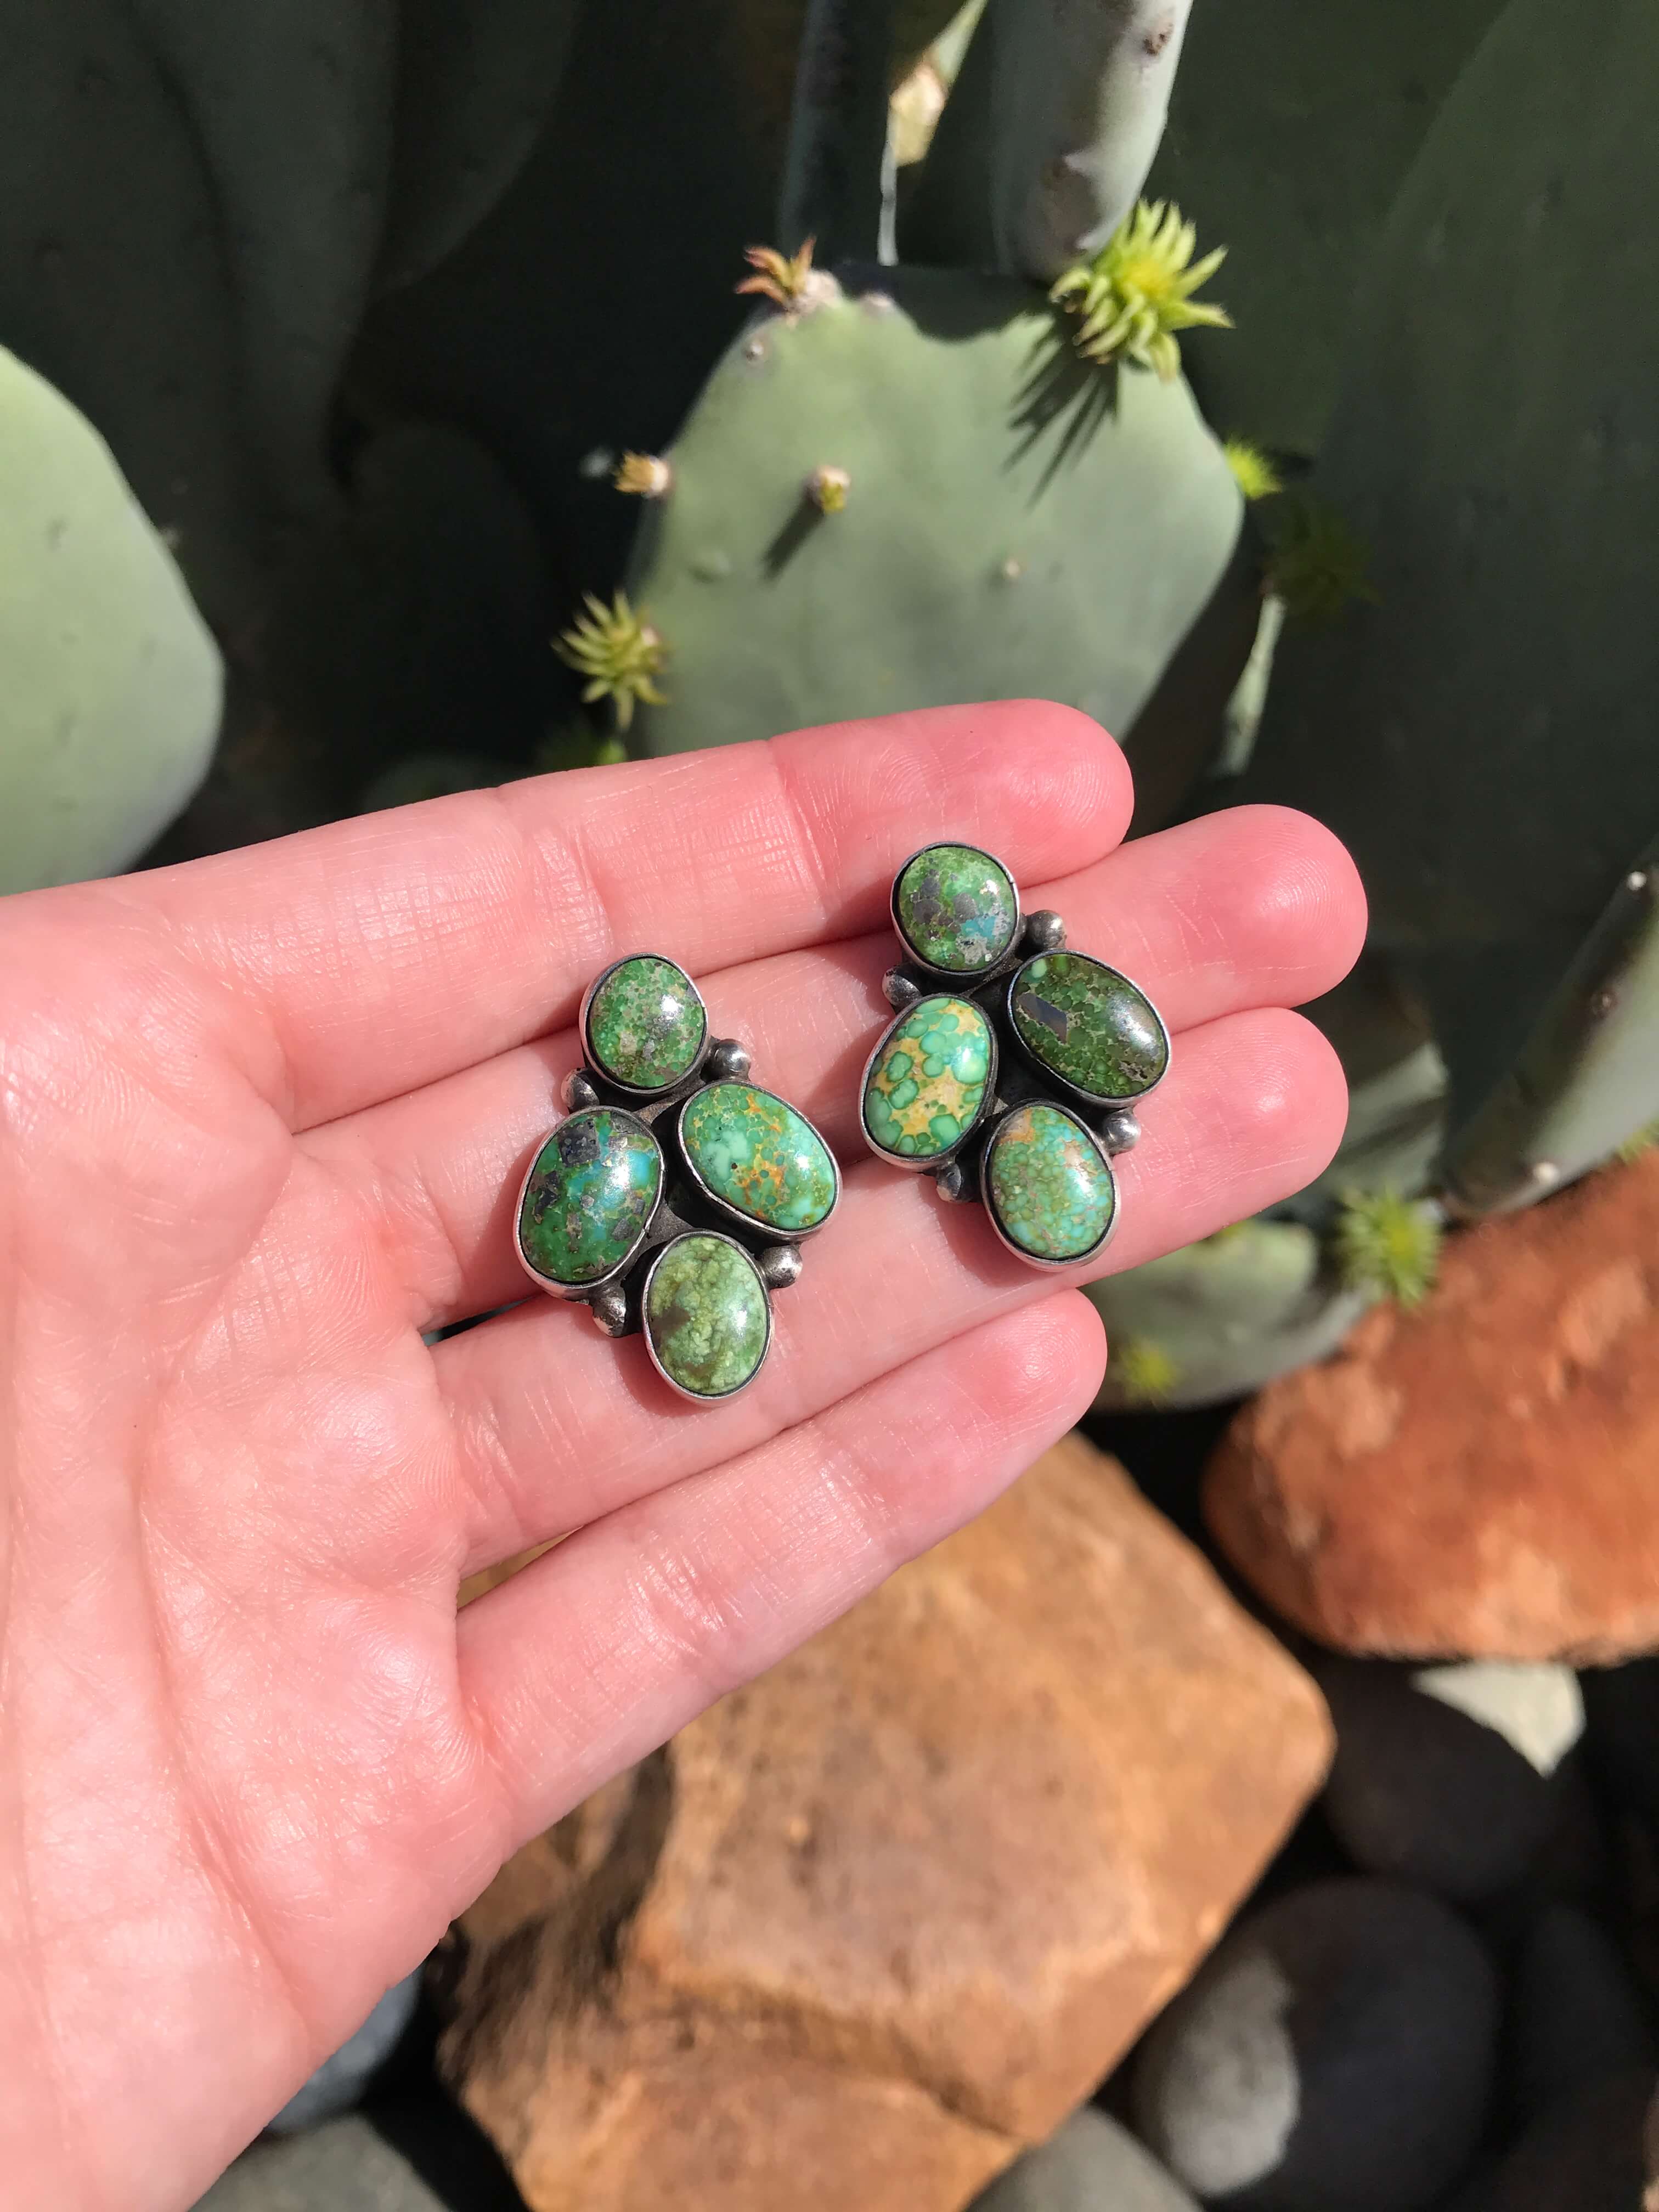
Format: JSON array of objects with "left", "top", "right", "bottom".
[
  {"left": 904, "top": 0, "right": 1195, "bottom": 277},
  {"left": 624, "top": 263, "right": 1242, "bottom": 754},
  {"left": 1090, "top": 1220, "right": 1376, "bottom": 1412},
  {"left": 1235, "top": 0, "right": 1659, "bottom": 1130},
  {"left": 0, "top": 348, "right": 222, "bottom": 889},
  {"left": 1145, "top": 0, "right": 1508, "bottom": 458}
]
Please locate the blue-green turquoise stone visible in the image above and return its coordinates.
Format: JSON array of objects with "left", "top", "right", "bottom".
[
  {"left": 517, "top": 1109, "right": 662, "bottom": 1285},
  {"left": 1009, "top": 951, "right": 1169, "bottom": 1101},
  {"left": 894, "top": 844, "right": 1018, "bottom": 973},
  {"left": 680, "top": 1082, "right": 837, "bottom": 1233},
  {"left": 985, "top": 1103, "right": 1116, "bottom": 1261},
  {"left": 586, "top": 955, "right": 707, "bottom": 1090},
  {"left": 862, "top": 996, "right": 994, "bottom": 1160},
  {"left": 645, "top": 1234, "right": 770, "bottom": 1398}
]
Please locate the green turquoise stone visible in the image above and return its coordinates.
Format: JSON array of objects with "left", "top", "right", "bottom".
[
  {"left": 894, "top": 844, "right": 1018, "bottom": 973},
  {"left": 645, "top": 1234, "right": 770, "bottom": 1398},
  {"left": 986, "top": 1103, "right": 1116, "bottom": 1261},
  {"left": 862, "top": 995, "right": 994, "bottom": 1160},
  {"left": 586, "top": 955, "right": 707, "bottom": 1090},
  {"left": 1009, "top": 951, "right": 1169, "bottom": 1101},
  {"left": 680, "top": 1082, "right": 837, "bottom": 1233},
  {"left": 517, "top": 1109, "right": 662, "bottom": 1286}
]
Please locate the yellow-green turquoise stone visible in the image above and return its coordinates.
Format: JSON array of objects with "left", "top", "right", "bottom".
[
  {"left": 586, "top": 955, "right": 707, "bottom": 1089},
  {"left": 680, "top": 1082, "right": 836, "bottom": 1233},
  {"left": 517, "top": 1109, "right": 662, "bottom": 1285},
  {"left": 645, "top": 1234, "right": 770, "bottom": 1398},
  {"left": 986, "top": 1103, "right": 1116, "bottom": 1261},
  {"left": 863, "top": 996, "right": 993, "bottom": 1160},
  {"left": 894, "top": 844, "right": 1018, "bottom": 973},
  {"left": 1010, "top": 951, "right": 1169, "bottom": 1101}
]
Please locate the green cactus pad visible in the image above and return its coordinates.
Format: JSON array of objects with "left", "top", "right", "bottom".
[
  {"left": 0, "top": 348, "right": 222, "bottom": 890},
  {"left": 628, "top": 266, "right": 1241, "bottom": 755},
  {"left": 1088, "top": 1218, "right": 1375, "bottom": 1411}
]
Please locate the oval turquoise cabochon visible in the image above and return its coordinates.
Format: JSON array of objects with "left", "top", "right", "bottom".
[
  {"left": 893, "top": 844, "right": 1019, "bottom": 974},
  {"left": 585, "top": 954, "right": 707, "bottom": 1091},
  {"left": 679, "top": 1082, "right": 838, "bottom": 1234},
  {"left": 1008, "top": 951, "right": 1169, "bottom": 1103},
  {"left": 985, "top": 1103, "right": 1116, "bottom": 1263},
  {"left": 517, "top": 1108, "right": 663, "bottom": 1286},
  {"left": 644, "top": 1233, "right": 771, "bottom": 1399},
  {"left": 862, "top": 995, "right": 995, "bottom": 1161}
]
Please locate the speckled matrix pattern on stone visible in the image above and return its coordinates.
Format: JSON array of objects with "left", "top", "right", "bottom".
[
  {"left": 1011, "top": 951, "right": 1169, "bottom": 1101},
  {"left": 645, "top": 1233, "right": 770, "bottom": 1397},
  {"left": 894, "top": 844, "right": 1018, "bottom": 973},
  {"left": 985, "top": 1104, "right": 1116, "bottom": 1262},
  {"left": 518, "top": 1109, "right": 663, "bottom": 1285},
  {"left": 586, "top": 955, "right": 707, "bottom": 1089},
  {"left": 680, "top": 1082, "right": 837, "bottom": 1233},
  {"left": 863, "top": 997, "right": 994, "bottom": 1160}
]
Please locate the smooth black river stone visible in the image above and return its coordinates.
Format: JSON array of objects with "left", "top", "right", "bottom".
[{"left": 1132, "top": 1877, "right": 1499, "bottom": 2212}]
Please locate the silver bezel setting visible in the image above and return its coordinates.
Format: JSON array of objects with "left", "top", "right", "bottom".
[
  {"left": 857, "top": 992, "right": 1000, "bottom": 1172},
  {"left": 512, "top": 1107, "right": 666, "bottom": 1302},
  {"left": 1003, "top": 952, "right": 1173, "bottom": 1111},
  {"left": 578, "top": 952, "right": 710, "bottom": 1098},
  {"left": 865, "top": 848, "right": 1169, "bottom": 1269},
  {"left": 979, "top": 1102, "right": 1121, "bottom": 1272},
  {"left": 889, "top": 841, "right": 1023, "bottom": 983},
  {"left": 640, "top": 1230, "right": 774, "bottom": 1403},
  {"left": 675, "top": 1080, "right": 843, "bottom": 1242}
]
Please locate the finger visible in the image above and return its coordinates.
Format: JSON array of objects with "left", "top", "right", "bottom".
[
  {"left": 309, "top": 806, "right": 1364, "bottom": 1329},
  {"left": 435, "top": 1007, "right": 1346, "bottom": 1579},
  {"left": 92, "top": 704, "right": 1128, "bottom": 1130},
  {"left": 459, "top": 1292, "right": 1107, "bottom": 1844}
]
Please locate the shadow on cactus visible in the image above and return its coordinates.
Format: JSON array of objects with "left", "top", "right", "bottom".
[
  {"left": 1333, "top": 1188, "right": 1443, "bottom": 1308},
  {"left": 1050, "top": 200, "right": 1231, "bottom": 381},
  {"left": 1263, "top": 494, "right": 1379, "bottom": 627}
]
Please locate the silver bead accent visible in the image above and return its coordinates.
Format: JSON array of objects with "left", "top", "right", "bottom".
[
  {"left": 705, "top": 1036, "right": 752, "bottom": 1082},
  {"left": 1023, "top": 909, "right": 1066, "bottom": 953},
  {"left": 589, "top": 1284, "right": 629, "bottom": 1336},
  {"left": 883, "top": 967, "right": 924, "bottom": 1012},
  {"left": 562, "top": 1069, "right": 602, "bottom": 1112},
  {"left": 757, "top": 1244, "right": 803, "bottom": 1291},
  {"left": 934, "top": 1160, "right": 968, "bottom": 1202},
  {"left": 1100, "top": 1109, "right": 1142, "bottom": 1155}
]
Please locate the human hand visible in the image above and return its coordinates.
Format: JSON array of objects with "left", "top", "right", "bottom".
[{"left": 0, "top": 705, "right": 1363, "bottom": 2208}]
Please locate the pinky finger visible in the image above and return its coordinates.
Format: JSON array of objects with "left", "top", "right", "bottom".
[{"left": 458, "top": 1291, "right": 1108, "bottom": 1853}]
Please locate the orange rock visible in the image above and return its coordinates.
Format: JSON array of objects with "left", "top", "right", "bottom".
[
  {"left": 438, "top": 1434, "right": 1330, "bottom": 2212},
  {"left": 1206, "top": 1150, "right": 1659, "bottom": 1662}
]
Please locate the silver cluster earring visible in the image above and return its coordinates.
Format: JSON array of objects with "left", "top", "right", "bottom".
[
  {"left": 514, "top": 956, "right": 839, "bottom": 1401},
  {"left": 860, "top": 844, "right": 1169, "bottom": 1267}
]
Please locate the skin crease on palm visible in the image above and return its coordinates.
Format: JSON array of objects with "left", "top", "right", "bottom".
[{"left": 0, "top": 702, "right": 1365, "bottom": 2210}]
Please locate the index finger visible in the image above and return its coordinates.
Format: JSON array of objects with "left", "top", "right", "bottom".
[{"left": 104, "top": 703, "right": 1130, "bottom": 1130}]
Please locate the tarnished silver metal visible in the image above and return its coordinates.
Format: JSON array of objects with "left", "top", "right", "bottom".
[
  {"left": 510, "top": 954, "right": 839, "bottom": 1401},
  {"left": 561, "top": 1068, "right": 602, "bottom": 1113},
  {"left": 860, "top": 846, "right": 1169, "bottom": 1269},
  {"left": 1100, "top": 1108, "right": 1142, "bottom": 1155},
  {"left": 757, "top": 1243, "right": 804, "bottom": 1291}
]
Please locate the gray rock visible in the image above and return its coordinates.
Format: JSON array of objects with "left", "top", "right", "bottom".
[
  {"left": 971, "top": 2109, "right": 1199, "bottom": 2211},
  {"left": 1318, "top": 1660, "right": 1566, "bottom": 1903},
  {"left": 1133, "top": 1877, "right": 1499, "bottom": 2212},
  {"left": 193, "top": 2115, "right": 445, "bottom": 2210},
  {"left": 1513, "top": 1904, "right": 1652, "bottom": 2116},
  {"left": 1443, "top": 2069, "right": 1655, "bottom": 2212},
  {"left": 266, "top": 1971, "right": 421, "bottom": 2135}
]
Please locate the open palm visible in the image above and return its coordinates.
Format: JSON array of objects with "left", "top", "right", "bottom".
[{"left": 0, "top": 704, "right": 1363, "bottom": 2209}]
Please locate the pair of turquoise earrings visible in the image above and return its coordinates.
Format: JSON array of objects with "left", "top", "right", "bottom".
[{"left": 511, "top": 844, "right": 1169, "bottom": 1403}]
